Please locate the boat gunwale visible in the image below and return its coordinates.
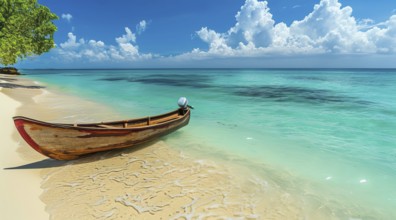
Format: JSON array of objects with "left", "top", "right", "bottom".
[{"left": 13, "top": 108, "right": 190, "bottom": 131}]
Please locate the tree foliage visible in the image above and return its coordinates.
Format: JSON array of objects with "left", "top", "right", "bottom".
[{"left": 0, "top": 0, "right": 58, "bottom": 66}]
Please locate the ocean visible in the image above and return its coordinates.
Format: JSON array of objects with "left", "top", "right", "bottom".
[{"left": 22, "top": 69, "right": 396, "bottom": 219}]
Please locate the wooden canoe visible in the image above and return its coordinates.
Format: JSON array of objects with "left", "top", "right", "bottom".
[{"left": 13, "top": 108, "right": 191, "bottom": 160}]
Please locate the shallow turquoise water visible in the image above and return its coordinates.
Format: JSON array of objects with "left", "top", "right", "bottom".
[{"left": 23, "top": 69, "right": 396, "bottom": 218}]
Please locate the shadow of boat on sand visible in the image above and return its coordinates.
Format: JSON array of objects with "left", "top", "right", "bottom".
[{"left": 3, "top": 140, "right": 162, "bottom": 170}]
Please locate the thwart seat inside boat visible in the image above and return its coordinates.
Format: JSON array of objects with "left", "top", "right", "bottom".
[{"left": 95, "top": 113, "right": 181, "bottom": 129}]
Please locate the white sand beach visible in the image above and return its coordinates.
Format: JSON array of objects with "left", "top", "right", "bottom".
[{"left": 0, "top": 85, "right": 48, "bottom": 219}]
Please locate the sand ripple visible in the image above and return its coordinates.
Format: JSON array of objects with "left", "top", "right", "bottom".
[{"left": 40, "top": 141, "right": 308, "bottom": 219}]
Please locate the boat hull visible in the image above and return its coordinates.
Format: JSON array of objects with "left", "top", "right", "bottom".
[{"left": 13, "top": 109, "right": 190, "bottom": 160}]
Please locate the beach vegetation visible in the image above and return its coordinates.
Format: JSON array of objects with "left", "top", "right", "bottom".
[{"left": 0, "top": 0, "right": 58, "bottom": 67}]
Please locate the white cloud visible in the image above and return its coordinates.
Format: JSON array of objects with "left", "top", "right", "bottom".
[
  {"left": 60, "top": 33, "right": 84, "bottom": 49},
  {"left": 28, "top": 0, "right": 396, "bottom": 68},
  {"left": 88, "top": 40, "right": 105, "bottom": 48},
  {"left": 116, "top": 27, "right": 136, "bottom": 44},
  {"left": 197, "top": 27, "right": 232, "bottom": 54},
  {"left": 228, "top": 0, "right": 275, "bottom": 48},
  {"left": 55, "top": 27, "right": 152, "bottom": 62},
  {"left": 358, "top": 18, "right": 375, "bottom": 29},
  {"left": 136, "top": 20, "right": 148, "bottom": 34},
  {"left": 366, "top": 15, "right": 396, "bottom": 53},
  {"left": 191, "top": 0, "right": 396, "bottom": 58},
  {"left": 61, "top": 13, "right": 73, "bottom": 22},
  {"left": 114, "top": 27, "right": 142, "bottom": 60},
  {"left": 288, "top": 0, "right": 371, "bottom": 53}
]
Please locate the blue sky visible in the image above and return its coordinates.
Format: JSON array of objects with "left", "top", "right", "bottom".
[{"left": 16, "top": 0, "right": 396, "bottom": 68}]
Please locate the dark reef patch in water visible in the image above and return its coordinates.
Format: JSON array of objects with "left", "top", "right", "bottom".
[
  {"left": 289, "top": 76, "right": 328, "bottom": 82},
  {"left": 99, "top": 74, "right": 374, "bottom": 106},
  {"left": 100, "top": 74, "right": 213, "bottom": 89},
  {"left": 128, "top": 78, "right": 211, "bottom": 88},
  {"left": 233, "top": 85, "right": 371, "bottom": 105},
  {"left": 99, "top": 77, "right": 128, "bottom": 81},
  {"left": 217, "top": 122, "right": 238, "bottom": 129}
]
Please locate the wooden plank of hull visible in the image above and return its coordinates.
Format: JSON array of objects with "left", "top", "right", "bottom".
[{"left": 13, "top": 109, "right": 190, "bottom": 160}]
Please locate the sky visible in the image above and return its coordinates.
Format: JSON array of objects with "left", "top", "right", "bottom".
[{"left": 15, "top": 0, "right": 396, "bottom": 68}]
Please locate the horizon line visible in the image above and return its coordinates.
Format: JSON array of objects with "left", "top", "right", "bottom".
[{"left": 18, "top": 67, "right": 396, "bottom": 71}]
